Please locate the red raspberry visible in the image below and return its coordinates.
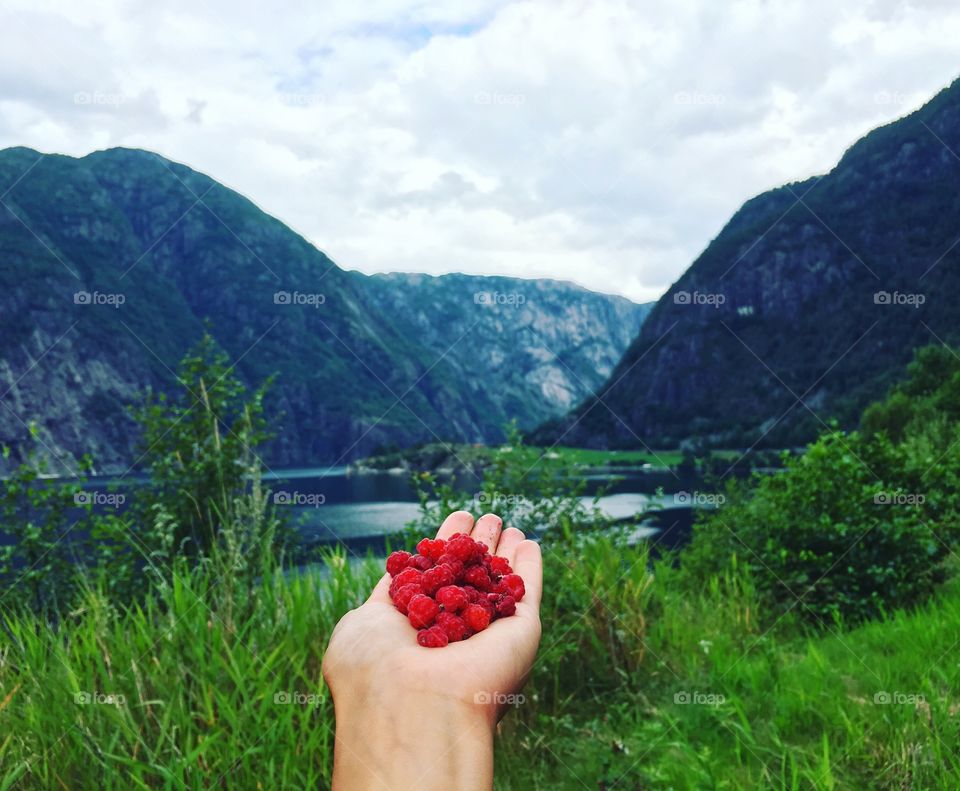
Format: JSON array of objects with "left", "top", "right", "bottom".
[
  {"left": 407, "top": 594, "right": 440, "bottom": 629},
  {"left": 461, "top": 585, "right": 482, "bottom": 603},
  {"left": 462, "top": 603, "right": 491, "bottom": 633},
  {"left": 385, "top": 533, "right": 523, "bottom": 646},
  {"left": 446, "top": 535, "right": 479, "bottom": 563},
  {"left": 495, "top": 594, "right": 516, "bottom": 617},
  {"left": 500, "top": 574, "right": 525, "bottom": 601},
  {"left": 490, "top": 556, "right": 511, "bottom": 576},
  {"left": 435, "top": 585, "right": 468, "bottom": 613},
  {"left": 463, "top": 565, "right": 492, "bottom": 592},
  {"left": 391, "top": 567, "right": 423, "bottom": 594},
  {"left": 436, "top": 611, "right": 471, "bottom": 642},
  {"left": 392, "top": 584, "right": 421, "bottom": 614},
  {"left": 386, "top": 551, "right": 412, "bottom": 576},
  {"left": 479, "top": 598, "right": 496, "bottom": 618},
  {"left": 422, "top": 564, "right": 455, "bottom": 595},
  {"left": 409, "top": 554, "right": 434, "bottom": 571},
  {"left": 417, "top": 537, "right": 447, "bottom": 561},
  {"left": 435, "top": 554, "right": 465, "bottom": 578},
  {"left": 417, "top": 625, "right": 449, "bottom": 648}
]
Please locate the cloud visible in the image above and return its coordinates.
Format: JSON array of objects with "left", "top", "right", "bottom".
[{"left": 1, "top": 0, "right": 958, "bottom": 302}]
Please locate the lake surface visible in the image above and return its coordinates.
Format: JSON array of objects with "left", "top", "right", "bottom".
[
  {"left": 258, "top": 464, "right": 700, "bottom": 551},
  {"left": 30, "top": 463, "right": 704, "bottom": 556}
]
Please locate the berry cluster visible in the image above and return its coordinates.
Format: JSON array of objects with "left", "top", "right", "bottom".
[{"left": 386, "top": 533, "right": 525, "bottom": 648}]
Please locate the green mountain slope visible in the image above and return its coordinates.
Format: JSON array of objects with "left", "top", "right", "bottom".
[
  {"left": 537, "top": 76, "right": 960, "bottom": 449},
  {"left": 0, "top": 147, "right": 646, "bottom": 473}
]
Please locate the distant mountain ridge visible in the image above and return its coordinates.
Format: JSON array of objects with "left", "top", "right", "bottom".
[
  {"left": 537, "top": 77, "right": 960, "bottom": 449},
  {"left": 0, "top": 146, "right": 648, "bottom": 473},
  {"left": 361, "top": 272, "right": 650, "bottom": 428}
]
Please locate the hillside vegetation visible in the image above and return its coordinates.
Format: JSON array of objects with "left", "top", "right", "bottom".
[
  {"left": 1, "top": 342, "right": 959, "bottom": 788},
  {"left": 539, "top": 77, "right": 960, "bottom": 450},
  {"left": 0, "top": 146, "right": 646, "bottom": 475}
]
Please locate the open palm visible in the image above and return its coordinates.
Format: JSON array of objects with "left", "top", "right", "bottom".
[{"left": 322, "top": 511, "right": 543, "bottom": 724}]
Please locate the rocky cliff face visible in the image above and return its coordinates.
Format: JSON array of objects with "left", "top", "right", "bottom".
[
  {"left": 537, "top": 78, "right": 960, "bottom": 449},
  {"left": 359, "top": 272, "right": 649, "bottom": 430},
  {"left": 0, "top": 147, "right": 648, "bottom": 474}
]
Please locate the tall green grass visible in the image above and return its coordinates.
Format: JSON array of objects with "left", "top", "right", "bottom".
[
  {"left": 0, "top": 552, "right": 381, "bottom": 789},
  {"left": 2, "top": 535, "right": 958, "bottom": 789}
]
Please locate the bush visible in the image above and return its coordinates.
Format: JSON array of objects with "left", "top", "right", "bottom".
[
  {"left": 132, "top": 333, "right": 276, "bottom": 559},
  {"left": 862, "top": 344, "right": 960, "bottom": 441},
  {"left": 0, "top": 439, "right": 94, "bottom": 619},
  {"left": 404, "top": 422, "right": 611, "bottom": 541},
  {"left": 0, "top": 334, "right": 288, "bottom": 615},
  {"left": 683, "top": 430, "right": 945, "bottom": 626}
]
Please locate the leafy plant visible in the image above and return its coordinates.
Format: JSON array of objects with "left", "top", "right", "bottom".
[
  {"left": 0, "top": 436, "right": 94, "bottom": 619},
  {"left": 131, "top": 333, "right": 275, "bottom": 559},
  {"left": 0, "top": 334, "right": 289, "bottom": 615},
  {"left": 405, "top": 423, "right": 611, "bottom": 542}
]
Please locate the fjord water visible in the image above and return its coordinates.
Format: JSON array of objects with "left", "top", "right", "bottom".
[{"left": 71, "top": 464, "right": 699, "bottom": 554}]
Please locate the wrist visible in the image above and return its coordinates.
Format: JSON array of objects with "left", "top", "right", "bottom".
[{"left": 330, "top": 680, "right": 495, "bottom": 791}]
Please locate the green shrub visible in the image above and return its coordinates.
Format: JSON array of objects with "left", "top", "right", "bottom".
[
  {"left": 0, "top": 439, "right": 94, "bottom": 619},
  {"left": 683, "top": 430, "right": 944, "bottom": 626},
  {"left": 862, "top": 344, "right": 960, "bottom": 441},
  {"left": 0, "top": 334, "right": 287, "bottom": 615},
  {"left": 131, "top": 333, "right": 276, "bottom": 559},
  {"left": 404, "top": 422, "right": 611, "bottom": 543}
]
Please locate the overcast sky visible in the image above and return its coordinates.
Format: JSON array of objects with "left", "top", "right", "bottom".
[{"left": 2, "top": 0, "right": 959, "bottom": 302}]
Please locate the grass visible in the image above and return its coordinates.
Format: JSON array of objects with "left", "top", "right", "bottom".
[
  {"left": 357, "top": 442, "right": 748, "bottom": 471},
  {"left": 0, "top": 554, "right": 383, "bottom": 789},
  {"left": 2, "top": 535, "right": 958, "bottom": 789},
  {"left": 546, "top": 446, "right": 683, "bottom": 466}
]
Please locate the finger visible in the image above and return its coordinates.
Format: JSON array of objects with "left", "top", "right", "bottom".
[
  {"left": 494, "top": 526, "right": 525, "bottom": 565},
  {"left": 366, "top": 572, "right": 392, "bottom": 604},
  {"left": 436, "top": 510, "right": 475, "bottom": 541},
  {"left": 512, "top": 540, "right": 542, "bottom": 611},
  {"left": 470, "top": 513, "right": 503, "bottom": 553}
]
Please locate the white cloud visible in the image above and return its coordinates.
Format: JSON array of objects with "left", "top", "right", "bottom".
[{"left": 1, "top": 0, "right": 958, "bottom": 302}]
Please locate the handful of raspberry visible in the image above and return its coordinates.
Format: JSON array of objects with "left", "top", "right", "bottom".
[{"left": 386, "top": 533, "right": 526, "bottom": 648}]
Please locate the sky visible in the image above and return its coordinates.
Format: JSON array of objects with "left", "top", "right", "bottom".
[{"left": 1, "top": 0, "right": 959, "bottom": 303}]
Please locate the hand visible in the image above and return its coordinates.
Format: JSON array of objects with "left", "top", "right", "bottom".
[{"left": 322, "top": 511, "right": 543, "bottom": 791}]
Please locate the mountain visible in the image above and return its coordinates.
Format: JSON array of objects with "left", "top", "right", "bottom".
[
  {"left": 359, "top": 272, "right": 650, "bottom": 430},
  {"left": 536, "top": 77, "right": 960, "bottom": 450},
  {"left": 0, "top": 146, "right": 648, "bottom": 474}
]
